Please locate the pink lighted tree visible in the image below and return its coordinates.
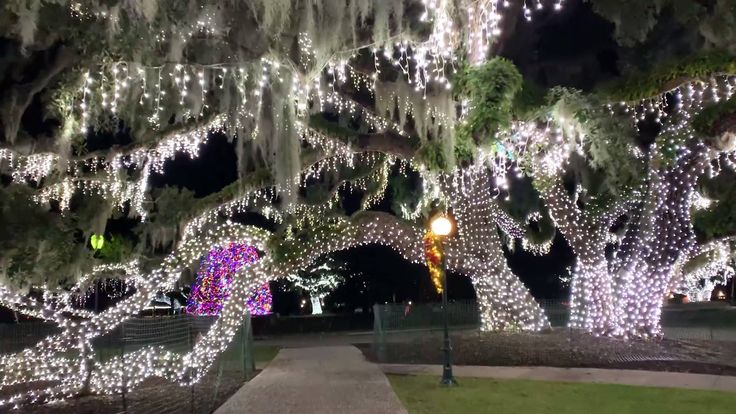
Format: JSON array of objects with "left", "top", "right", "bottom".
[{"left": 186, "top": 243, "right": 260, "bottom": 316}]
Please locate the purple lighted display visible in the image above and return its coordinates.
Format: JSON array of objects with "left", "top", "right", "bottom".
[
  {"left": 186, "top": 242, "right": 270, "bottom": 316},
  {"left": 246, "top": 283, "right": 272, "bottom": 316}
]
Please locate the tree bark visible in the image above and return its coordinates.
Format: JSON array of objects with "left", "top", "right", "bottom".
[{"left": 1, "top": 45, "right": 77, "bottom": 144}]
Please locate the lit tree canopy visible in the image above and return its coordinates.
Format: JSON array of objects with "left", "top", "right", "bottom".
[
  {"left": 3, "top": 0, "right": 736, "bottom": 407},
  {"left": 287, "top": 254, "right": 351, "bottom": 299}
]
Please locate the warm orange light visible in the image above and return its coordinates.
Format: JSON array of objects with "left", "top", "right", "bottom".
[
  {"left": 431, "top": 215, "right": 453, "bottom": 237},
  {"left": 424, "top": 232, "right": 444, "bottom": 293}
]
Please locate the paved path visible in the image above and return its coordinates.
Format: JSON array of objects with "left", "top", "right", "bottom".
[
  {"left": 215, "top": 346, "right": 407, "bottom": 414},
  {"left": 381, "top": 364, "right": 736, "bottom": 392}
]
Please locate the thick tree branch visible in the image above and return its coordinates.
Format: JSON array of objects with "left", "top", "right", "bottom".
[
  {"left": 75, "top": 113, "right": 223, "bottom": 162},
  {"left": 347, "top": 130, "right": 418, "bottom": 158},
  {"left": 538, "top": 176, "right": 583, "bottom": 246},
  {"left": 491, "top": 204, "right": 527, "bottom": 239},
  {"left": 1, "top": 45, "right": 77, "bottom": 144}
]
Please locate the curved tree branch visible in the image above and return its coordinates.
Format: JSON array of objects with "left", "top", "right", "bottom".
[{"left": 1, "top": 45, "right": 77, "bottom": 144}]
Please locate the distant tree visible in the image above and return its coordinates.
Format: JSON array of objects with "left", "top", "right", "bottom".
[{"left": 287, "top": 255, "right": 352, "bottom": 314}]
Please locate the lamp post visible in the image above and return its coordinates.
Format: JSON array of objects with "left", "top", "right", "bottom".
[{"left": 430, "top": 214, "right": 458, "bottom": 386}]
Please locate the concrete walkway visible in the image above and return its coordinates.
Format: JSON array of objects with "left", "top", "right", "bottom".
[
  {"left": 381, "top": 364, "right": 736, "bottom": 392},
  {"left": 215, "top": 346, "right": 407, "bottom": 414}
]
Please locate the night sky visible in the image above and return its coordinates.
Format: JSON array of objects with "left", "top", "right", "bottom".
[
  {"left": 143, "top": 129, "right": 575, "bottom": 311},
  {"left": 3, "top": 1, "right": 628, "bottom": 315},
  {"left": 1, "top": 1, "right": 730, "bottom": 320},
  {"left": 117, "top": 2, "right": 619, "bottom": 313}
]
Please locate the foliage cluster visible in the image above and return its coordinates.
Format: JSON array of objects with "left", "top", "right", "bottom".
[
  {"left": 455, "top": 58, "right": 523, "bottom": 153},
  {"left": 416, "top": 140, "right": 450, "bottom": 171},
  {"left": 97, "top": 235, "right": 135, "bottom": 263},
  {"left": 0, "top": 185, "right": 91, "bottom": 289},
  {"left": 587, "top": 0, "right": 736, "bottom": 54},
  {"left": 268, "top": 220, "right": 349, "bottom": 266},
  {"left": 692, "top": 94, "right": 736, "bottom": 137},
  {"left": 550, "top": 89, "right": 643, "bottom": 195},
  {"left": 694, "top": 170, "right": 736, "bottom": 242},
  {"left": 597, "top": 52, "right": 736, "bottom": 102},
  {"left": 499, "top": 176, "right": 556, "bottom": 245}
]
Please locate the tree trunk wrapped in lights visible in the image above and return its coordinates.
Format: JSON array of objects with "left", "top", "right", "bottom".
[
  {"left": 534, "top": 174, "right": 622, "bottom": 335},
  {"left": 609, "top": 144, "right": 709, "bottom": 336},
  {"left": 441, "top": 168, "right": 550, "bottom": 331},
  {"left": 547, "top": 146, "right": 707, "bottom": 337},
  {"left": 525, "top": 82, "right": 736, "bottom": 338}
]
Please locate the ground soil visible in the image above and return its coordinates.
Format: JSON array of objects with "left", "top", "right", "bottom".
[
  {"left": 0, "top": 371, "right": 249, "bottom": 414},
  {"left": 360, "top": 330, "right": 736, "bottom": 376}
]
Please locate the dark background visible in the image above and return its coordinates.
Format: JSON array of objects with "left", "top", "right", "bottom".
[
  {"left": 144, "top": 2, "right": 604, "bottom": 313},
  {"left": 4, "top": 1, "right": 732, "bottom": 318}
]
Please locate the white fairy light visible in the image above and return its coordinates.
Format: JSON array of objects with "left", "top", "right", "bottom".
[
  {"left": 504, "top": 74, "right": 736, "bottom": 338},
  {"left": 675, "top": 241, "right": 734, "bottom": 302}
]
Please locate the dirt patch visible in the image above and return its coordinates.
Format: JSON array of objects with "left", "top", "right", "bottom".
[
  {"left": 361, "top": 330, "right": 736, "bottom": 376},
  {"left": 2, "top": 372, "right": 249, "bottom": 414}
]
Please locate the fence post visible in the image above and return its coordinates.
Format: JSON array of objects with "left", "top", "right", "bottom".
[
  {"left": 120, "top": 321, "right": 127, "bottom": 413},
  {"left": 211, "top": 353, "right": 224, "bottom": 413},
  {"left": 188, "top": 316, "right": 194, "bottom": 414},
  {"left": 241, "top": 317, "right": 247, "bottom": 379},
  {"left": 243, "top": 312, "right": 255, "bottom": 379},
  {"left": 373, "top": 304, "right": 385, "bottom": 363}
]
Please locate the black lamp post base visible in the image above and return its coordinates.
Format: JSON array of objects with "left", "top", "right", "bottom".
[
  {"left": 440, "top": 344, "right": 457, "bottom": 387},
  {"left": 440, "top": 372, "right": 458, "bottom": 387}
]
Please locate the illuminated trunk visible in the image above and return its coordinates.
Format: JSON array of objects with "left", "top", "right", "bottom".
[
  {"left": 612, "top": 147, "right": 706, "bottom": 336},
  {"left": 541, "top": 146, "right": 708, "bottom": 337},
  {"left": 539, "top": 178, "right": 621, "bottom": 335},
  {"left": 443, "top": 168, "right": 550, "bottom": 331},
  {"left": 310, "top": 293, "right": 324, "bottom": 314}
]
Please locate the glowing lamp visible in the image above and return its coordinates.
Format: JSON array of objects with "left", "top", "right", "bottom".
[{"left": 430, "top": 215, "right": 454, "bottom": 237}]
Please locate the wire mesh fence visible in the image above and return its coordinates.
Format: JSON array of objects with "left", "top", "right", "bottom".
[
  {"left": 373, "top": 300, "right": 481, "bottom": 333},
  {"left": 371, "top": 301, "right": 736, "bottom": 370},
  {"left": 662, "top": 326, "right": 736, "bottom": 341},
  {"left": 0, "top": 313, "right": 255, "bottom": 413},
  {"left": 0, "top": 321, "right": 61, "bottom": 355},
  {"left": 371, "top": 300, "right": 571, "bottom": 337}
]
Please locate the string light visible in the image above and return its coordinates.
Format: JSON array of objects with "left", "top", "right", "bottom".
[
  {"left": 424, "top": 232, "right": 444, "bottom": 293},
  {"left": 186, "top": 243, "right": 260, "bottom": 316},
  {"left": 507, "top": 76, "right": 736, "bottom": 338},
  {"left": 44, "top": 1, "right": 736, "bottom": 408}
]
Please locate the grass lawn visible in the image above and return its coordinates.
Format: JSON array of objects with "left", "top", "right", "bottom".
[
  {"left": 253, "top": 345, "right": 280, "bottom": 363},
  {"left": 388, "top": 375, "right": 733, "bottom": 414}
]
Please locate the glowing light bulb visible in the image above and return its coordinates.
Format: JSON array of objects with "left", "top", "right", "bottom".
[{"left": 430, "top": 215, "right": 454, "bottom": 237}]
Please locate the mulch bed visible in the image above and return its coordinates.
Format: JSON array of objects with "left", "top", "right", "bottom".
[
  {"left": 2, "top": 371, "right": 249, "bottom": 414},
  {"left": 359, "top": 330, "right": 736, "bottom": 376}
]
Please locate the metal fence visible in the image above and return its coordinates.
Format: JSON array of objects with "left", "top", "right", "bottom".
[
  {"left": 372, "top": 300, "right": 571, "bottom": 337},
  {"left": 372, "top": 300, "right": 736, "bottom": 368},
  {"left": 373, "top": 300, "right": 481, "bottom": 333},
  {"left": 0, "top": 321, "right": 61, "bottom": 354},
  {"left": 662, "top": 326, "right": 736, "bottom": 341},
  {"left": 0, "top": 314, "right": 255, "bottom": 413}
]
